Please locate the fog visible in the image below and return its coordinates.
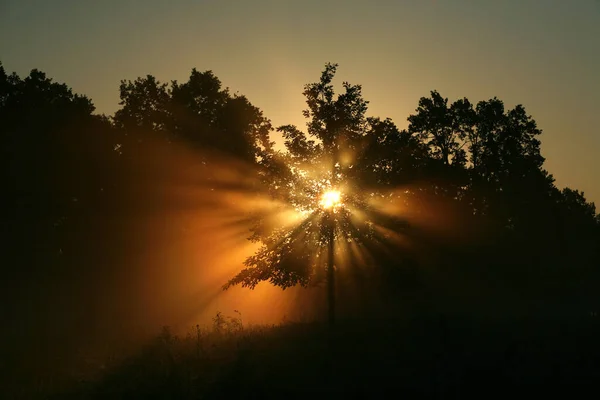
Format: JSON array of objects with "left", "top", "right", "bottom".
[
  {"left": 1, "top": 136, "right": 329, "bottom": 386},
  {"left": 0, "top": 130, "right": 489, "bottom": 387}
]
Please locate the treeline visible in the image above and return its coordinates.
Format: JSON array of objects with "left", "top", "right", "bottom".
[{"left": 1, "top": 61, "right": 598, "bottom": 317}]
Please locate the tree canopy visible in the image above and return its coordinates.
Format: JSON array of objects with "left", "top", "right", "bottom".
[{"left": 1, "top": 60, "right": 598, "bottom": 320}]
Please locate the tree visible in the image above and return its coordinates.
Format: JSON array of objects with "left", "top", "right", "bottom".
[
  {"left": 113, "top": 69, "right": 272, "bottom": 162},
  {"left": 114, "top": 75, "right": 171, "bottom": 135},
  {"left": 408, "top": 90, "right": 468, "bottom": 167},
  {"left": 408, "top": 91, "right": 554, "bottom": 231},
  {"left": 224, "top": 64, "right": 419, "bottom": 323},
  {"left": 352, "top": 117, "right": 429, "bottom": 188},
  {"left": 473, "top": 99, "right": 553, "bottom": 237},
  {"left": 0, "top": 65, "right": 99, "bottom": 267},
  {"left": 554, "top": 188, "right": 598, "bottom": 261},
  {"left": 407, "top": 91, "right": 472, "bottom": 202}
]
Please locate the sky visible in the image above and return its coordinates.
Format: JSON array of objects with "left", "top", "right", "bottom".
[{"left": 1, "top": 0, "right": 599, "bottom": 203}]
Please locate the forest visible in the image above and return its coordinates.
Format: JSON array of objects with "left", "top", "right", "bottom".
[{"left": 1, "top": 61, "right": 599, "bottom": 398}]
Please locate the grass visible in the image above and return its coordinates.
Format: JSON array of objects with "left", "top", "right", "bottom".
[{"left": 12, "top": 308, "right": 594, "bottom": 399}]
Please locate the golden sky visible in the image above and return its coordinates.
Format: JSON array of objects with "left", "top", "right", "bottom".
[{"left": 1, "top": 0, "right": 599, "bottom": 203}]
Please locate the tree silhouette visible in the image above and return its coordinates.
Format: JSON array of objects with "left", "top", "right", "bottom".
[
  {"left": 408, "top": 90, "right": 468, "bottom": 168},
  {"left": 0, "top": 64, "right": 100, "bottom": 274},
  {"left": 224, "top": 63, "right": 422, "bottom": 323},
  {"left": 114, "top": 75, "right": 171, "bottom": 135},
  {"left": 554, "top": 188, "right": 598, "bottom": 262},
  {"left": 114, "top": 69, "right": 272, "bottom": 162},
  {"left": 408, "top": 91, "right": 558, "bottom": 233}
]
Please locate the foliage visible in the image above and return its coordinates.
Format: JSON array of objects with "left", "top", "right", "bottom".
[
  {"left": 113, "top": 69, "right": 272, "bottom": 162},
  {"left": 225, "top": 64, "right": 416, "bottom": 291}
]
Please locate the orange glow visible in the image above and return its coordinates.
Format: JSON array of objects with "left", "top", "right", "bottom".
[{"left": 107, "top": 132, "right": 467, "bottom": 337}]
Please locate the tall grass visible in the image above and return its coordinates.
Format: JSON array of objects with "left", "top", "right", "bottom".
[{"left": 25, "top": 310, "right": 597, "bottom": 399}]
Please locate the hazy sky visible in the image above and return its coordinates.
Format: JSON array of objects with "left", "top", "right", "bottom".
[{"left": 1, "top": 0, "right": 599, "bottom": 203}]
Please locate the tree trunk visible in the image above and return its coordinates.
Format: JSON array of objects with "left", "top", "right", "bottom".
[{"left": 327, "top": 213, "right": 335, "bottom": 325}]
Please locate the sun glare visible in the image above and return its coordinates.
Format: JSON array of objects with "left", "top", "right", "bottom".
[{"left": 320, "top": 190, "right": 342, "bottom": 210}]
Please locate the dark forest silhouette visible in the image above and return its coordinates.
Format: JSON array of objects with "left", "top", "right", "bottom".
[{"left": 1, "top": 61, "right": 599, "bottom": 398}]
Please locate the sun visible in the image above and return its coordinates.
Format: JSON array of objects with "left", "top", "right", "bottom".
[{"left": 320, "top": 190, "right": 342, "bottom": 210}]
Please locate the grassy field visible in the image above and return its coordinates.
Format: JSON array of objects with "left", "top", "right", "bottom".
[{"left": 6, "top": 308, "right": 597, "bottom": 400}]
